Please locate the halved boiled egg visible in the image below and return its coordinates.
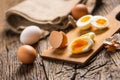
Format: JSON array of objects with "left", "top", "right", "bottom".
[
  {"left": 76, "top": 15, "right": 93, "bottom": 30},
  {"left": 81, "top": 32, "right": 96, "bottom": 40},
  {"left": 68, "top": 36, "right": 94, "bottom": 54},
  {"left": 91, "top": 16, "right": 109, "bottom": 29}
]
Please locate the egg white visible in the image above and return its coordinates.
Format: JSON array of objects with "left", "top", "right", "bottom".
[
  {"left": 68, "top": 37, "right": 94, "bottom": 54},
  {"left": 76, "top": 15, "right": 93, "bottom": 30},
  {"left": 81, "top": 32, "right": 96, "bottom": 40},
  {"left": 91, "top": 15, "right": 109, "bottom": 29}
]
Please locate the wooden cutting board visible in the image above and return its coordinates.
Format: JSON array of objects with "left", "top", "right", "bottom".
[{"left": 41, "top": 5, "right": 120, "bottom": 65}]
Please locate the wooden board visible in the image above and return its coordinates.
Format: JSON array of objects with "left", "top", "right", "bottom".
[{"left": 41, "top": 5, "right": 120, "bottom": 65}]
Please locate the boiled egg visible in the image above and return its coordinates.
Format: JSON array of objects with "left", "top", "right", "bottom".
[
  {"left": 91, "top": 16, "right": 109, "bottom": 29},
  {"left": 80, "top": 32, "right": 96, "bottom": 40},
  {"left": 68, "top": 36, "right": 94, "bottom": 54},
  {"left": 76, "top": 15, "right": 93, "bottom": 30}
]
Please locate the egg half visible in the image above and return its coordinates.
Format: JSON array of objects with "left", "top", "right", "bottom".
[
  {"left": 91, "top": 16, "right": 109, "bottom": 29},
  {"left": 68, "top": 35, "right": 94, "bottom": 54},
  {"left": 80, "top": 32, "right": 96, "bottom": 40},
  {"left": 76, "top": 15, "right": 93, "bottom": 30}
]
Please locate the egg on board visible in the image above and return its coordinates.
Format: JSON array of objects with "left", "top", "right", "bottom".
[
  {"left": 76, "top": 15, "right": 93, "bottom": 30},
  {"left": 80, "top": 32, "right": 96, "bottom": 40},
  {"left": 17, "top": 45, "right": 37, "bottom": 64},
  {"left": 91, "top": 15, "right": 109, "bottom": 29},
  {"left": 68, "top": 32, "right": 95, "bottom": 54},
  {"left": 20, "top": 25, "right": 43, "bottom": 45},
  {"left": 68, "top": 37, "right": 94, "bottom": 54}
]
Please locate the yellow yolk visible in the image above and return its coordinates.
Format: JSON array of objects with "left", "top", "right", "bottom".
[
  {"left": 91, "top": 16, "right": 109, "bottom": 29},
  {"left": 69, "top": 32, "right": 95, "bottom": 54},
  {"left": 76, "top": 15, "right": 93, "bottom": 30},
  {"left": 81, "top": 16, "right": 91, "bottom": 22},
  {"left": 71, "top": 39, "right": 88, "bottom": 53},
  {"left": 96, "top": 19, "right": 106, "bottom": 26}
]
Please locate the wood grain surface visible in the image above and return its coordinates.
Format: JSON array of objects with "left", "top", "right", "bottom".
[{"left": 0, "top": 0, "right": 120, "bottom": 80}]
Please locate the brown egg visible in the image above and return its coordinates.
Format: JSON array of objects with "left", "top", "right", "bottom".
[
  {"left": 49, "top": 31, "right": 68, "bottom": 49},
  {"left": 17, "top": 45, "right": 37, "bottom": 64},
  {"left": 71, "top": 4, "right": 88, "bottom": 20}
]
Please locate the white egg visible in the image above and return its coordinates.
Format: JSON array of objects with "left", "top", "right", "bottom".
[
  {"left": 91, "top": 15, "right": 109, "bottom": 29},
  {"left": 76, "top": 15, "right": 93, "bottom": 30},
  {"left": 68, "top": 36, "right": 94, "bottom": 54},
  {"left": 20, "top": 25, "right": 43, "bottom": 45}
]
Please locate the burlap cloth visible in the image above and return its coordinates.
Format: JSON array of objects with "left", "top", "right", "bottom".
[{"left": 6, "top": 0, "right": 97, "bottom": 34}]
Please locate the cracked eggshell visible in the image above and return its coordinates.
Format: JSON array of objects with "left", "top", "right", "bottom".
[
  {"left": 20, "top": 25, "right": 43, "bottom": 45},
  {"left": 49, "top": 31, "right": 68, "bottom": 49}
]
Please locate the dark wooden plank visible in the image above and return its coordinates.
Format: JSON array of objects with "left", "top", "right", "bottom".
[
  {"left": 0, "top": 0, "right": 120, "bottom": 80},
  {"left": 75, "top": 0, "right": 120, "bottom": 80},
  {"left": 38, "top": 38, "right": 76, "bottom": 80},
  {"left": 39, "top": 0, "right": 120, "bottom": 80},
  {"left": 0, "top": 31, "right": 47, "bottom": 80},
  {"left": 0, "top": 0, "right": 47, "bottom": 80}
]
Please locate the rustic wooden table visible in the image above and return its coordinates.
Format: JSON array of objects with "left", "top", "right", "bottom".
[{"left": 0, "top": 0, "right": 120, "bottom": 80}]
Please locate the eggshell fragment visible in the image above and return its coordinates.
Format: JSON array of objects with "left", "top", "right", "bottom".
[
  {"left": 59, "top": 31, "right": 68, "bottom": 48},
  {"left": 17, "top": 45, "right": 37, "bottom": 64},
  {"left": 20, "top": 25, "right": 43, "bottom": 45},
  {"left": 49, "top": 31, "right": 68, "bottom": 48}
]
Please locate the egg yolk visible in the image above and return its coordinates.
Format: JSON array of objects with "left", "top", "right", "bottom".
[
  {"left": 71, "top": 39, "right": 88, "bottom": 53},
  {"left": 96, "top": 19, "right": 106, "bottom": 26},
  {"left": 80, "top": 16, "right": 91, "bottom": 22}
]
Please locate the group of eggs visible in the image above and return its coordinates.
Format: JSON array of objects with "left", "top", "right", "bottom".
[
  {"left": 49, "top": 4, "right": 110, "bottom": 54},
  {"left": 71, "top": 4, "right": 109, "bottom": 30},
  {"left": 68, "top": 4, "right": 110, "bottom": 54},
  {"left": 76, "top": 15, "right": 109, "bottom": 30},
  {"left": 16, "top": 4, "right": 110, "bottom": 64},
  {"left": 17, "top": 26, "right": 44, "bottom": 64},
  {"left": 49, "top": 31, "right": 95, "bottom": 54}
]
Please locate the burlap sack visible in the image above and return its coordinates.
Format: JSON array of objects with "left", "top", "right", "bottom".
[
  {"left": 6, "top": 0, "right": 81, "bottom": 33},
  {"left": 6, "top": 0, "right": 98, "bottom": 36}
]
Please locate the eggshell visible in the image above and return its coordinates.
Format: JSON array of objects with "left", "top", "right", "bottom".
[
  {"left": 20, "top": 25, "right": 43, "bottom": 45},
  {"left": 17, "top": 45, "right": 37, "bottom": 64},
  {"left": 49, "top": 31, "right": 68, "bottom": 48},
  {"left": 71, "top": 4, "right": 88, "bottom": 20},
  {"left": 59, "top": 31, "right": 68, "bottom": 48}
]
